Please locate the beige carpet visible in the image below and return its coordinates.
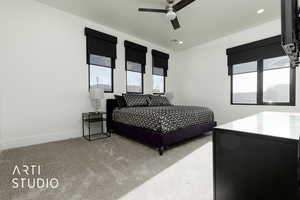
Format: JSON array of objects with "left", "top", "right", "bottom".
[{"left": 0, "top": 133, "right": 212, "bottom": 200}]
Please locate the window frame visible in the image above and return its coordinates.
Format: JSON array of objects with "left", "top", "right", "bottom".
[
  {"left": 126, "top": 70, "right": 144, "bottom": 94},
  {"left": 230, "top": 58, "right": 296, "bottom": 106},
  {"left": 153, "top": 74, "right": 166, "bottom": 95},
  {"left": 88, "top": 60, "right": 114, "bottom": 93}
]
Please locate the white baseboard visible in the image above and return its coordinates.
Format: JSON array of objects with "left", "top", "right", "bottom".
[{"left": 0, "top": 130, "right": 81, "bottom": 150}]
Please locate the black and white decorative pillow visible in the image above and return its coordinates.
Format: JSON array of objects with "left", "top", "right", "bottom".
[
  {"left": 160, "top": 96, "right": 171, "bottom": 106},
  {"left": 148, "top": 95, "right": 171, "bottom": 106},
  {"left": 123, "top": 94, "right": 149, "bottom": 107}
]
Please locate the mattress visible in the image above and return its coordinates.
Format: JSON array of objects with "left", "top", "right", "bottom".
[{"left": 113, "top": 105, "right": 214, "bottom": 133}]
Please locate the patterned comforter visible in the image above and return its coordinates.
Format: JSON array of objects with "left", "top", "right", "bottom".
[{"left": 113, "top": 106, "right": 214, "bottom": 133}]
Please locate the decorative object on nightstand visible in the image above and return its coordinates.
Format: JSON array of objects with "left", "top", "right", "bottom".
[
  {"left": 89, "top": 77, "right": 104, "bottom": 112},
  {"left": 82, "top": 112, "right": 110, "bottom": 141}
]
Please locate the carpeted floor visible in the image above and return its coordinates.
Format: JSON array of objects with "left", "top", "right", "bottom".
[{"left": 0, "top": 133, "right": 212, "bottom": 200}]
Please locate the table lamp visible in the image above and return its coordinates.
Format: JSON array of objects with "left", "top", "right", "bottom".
[{"left": 90, "top": 77, "right": 104, "bottom": 112}]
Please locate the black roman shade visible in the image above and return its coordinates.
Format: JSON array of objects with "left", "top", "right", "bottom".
[
  {"left": 226, "top": 35, "right": 287, "bottom": 75},
  {"left": 124, "top": 41, "right": 148, "bottom": 73},
  {"left": 85, "top": 28, "right": 118, "bottom": 68},
  {"left": 152, "top": 50, "right": 170, "bottom": 76}
]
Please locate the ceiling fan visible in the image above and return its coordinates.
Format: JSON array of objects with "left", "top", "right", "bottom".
[{"left": 138, "top": 0, "right": 196, "bottom": 30}]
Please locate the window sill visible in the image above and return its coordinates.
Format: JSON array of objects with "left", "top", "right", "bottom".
[
  {"left": 126, "top": 92, "right": 144, "bottom": 94},
  {"left": 231, "top": 103, "right": 295, "bottom": 106},
  {"left": 104, "top": 91, "right": 113, "bottom": 94}
]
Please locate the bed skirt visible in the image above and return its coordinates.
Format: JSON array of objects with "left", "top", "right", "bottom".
[{"left": 111, "top": 121, "right": 217, "bottom": 154}]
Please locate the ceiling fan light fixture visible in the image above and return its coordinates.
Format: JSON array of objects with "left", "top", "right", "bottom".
[
  {"left": 166, "top": 11, "right": 177, "bottom": 20},
  {"left": 257, "top": 9, "right": 264, "bottom": 14}
]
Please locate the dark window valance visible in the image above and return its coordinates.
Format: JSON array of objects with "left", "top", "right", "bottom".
[
  {"left": 152, "top": 50, "right": 169, "bottom": 76},
  {"left": 85, "top": 28, "right": 118, "bottom": 67},
  {"left": 226, "top": 35, "right": 286, "bottom": 75},
  {"left": 124, "top": 41, "right": 147, "bottom": 73}
]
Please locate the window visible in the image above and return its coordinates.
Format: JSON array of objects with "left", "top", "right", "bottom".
[
  {"left": 126, "top": 61, "right": 143, "bottom": 93},
  {"left": 227, "top": 35, "right": 296, "bottom": 106},
  {"left": 153, "top": 75, "right": 165, "bottom": 94},
  {"left": 231, "top": 56, "right": 295, "bottom": 105},
  {"left": 232, "top": 61, "right": 258, "bottom": 104},
  {"left": 152, "top": 50, "right": 169, "bottom": 94},
  {"left": 124, "top": 41, "right": 147, "bottom": 94},
  {"left": 89, "top": 55, "right": 113, "bottom": 92},
  {"left": 153, "top": 67, "right": 165, "bottom": 94},
  {"left": 85, "top": 28, "right": 117, "bottom": 93},
  {"left": 263, "top": 56, "right": 291, "bottom": 103}
]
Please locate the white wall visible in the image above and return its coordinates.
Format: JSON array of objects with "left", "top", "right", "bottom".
[
  {"left": 0, "top": 0, "right": 173, "bottom": 149},
  {"left": 0, "top": 89, "right": 2, "bottom": 152},
  {"left": 170, "top": 19, "right": 300, "bottom": 125},
  {"left": 0, "top": 26, "right": 3, "bottom": 152}
]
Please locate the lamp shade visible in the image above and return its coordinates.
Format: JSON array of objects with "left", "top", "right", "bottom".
[
  {"left": 89, "top": 87, "right": 104, "bottom": 112},
  {"left": 90, "top": 87, "right": 104, "bottom": 100}
]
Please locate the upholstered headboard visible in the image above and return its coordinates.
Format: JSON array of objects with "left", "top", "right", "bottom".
[{"left": 106, "top": 99, "right": 119, "bottom": 133}]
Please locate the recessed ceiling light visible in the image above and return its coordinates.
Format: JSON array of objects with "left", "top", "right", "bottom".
[
  {"left": 257, "top": 9, "right": 264, "bottom": 14},
  {"left": 171, "top": 39, "right": 183, "bottom": 45}
]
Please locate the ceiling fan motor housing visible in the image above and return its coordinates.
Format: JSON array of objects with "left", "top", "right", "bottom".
[
  {"left": 166, "top": 4, "right": 176, "bottom": 21},
  {"left": 166, "top": 11, "right": 177, "bottom": 20}
]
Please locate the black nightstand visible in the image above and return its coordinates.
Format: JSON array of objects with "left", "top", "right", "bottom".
[{"left": 82, "top": 112, "right": 111, "bottom": 141}]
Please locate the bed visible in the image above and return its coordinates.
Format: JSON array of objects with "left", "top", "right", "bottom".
[{"left": 106, "top": 97, "right": 216, "bottom": 155}]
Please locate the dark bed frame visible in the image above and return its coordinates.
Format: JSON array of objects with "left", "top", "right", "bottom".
[{"left": 107, "top": 99, "right": 217, "bottom": 155}]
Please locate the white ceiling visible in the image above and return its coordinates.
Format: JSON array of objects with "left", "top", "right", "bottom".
[{"left": 36, "top": 0, "right": 281, "bottom": 50}]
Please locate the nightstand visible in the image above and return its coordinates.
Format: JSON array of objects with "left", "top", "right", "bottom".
[{"left": 82, "top": 112, "right": 111, "bottom": 141}]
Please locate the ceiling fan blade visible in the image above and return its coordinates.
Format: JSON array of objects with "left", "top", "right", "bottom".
[
  {"left": 138, "top": 8, "right": 168, "bottom": 13},
  {"left": 171, "top": 17, "right": 180, "bottom": 30},
  {"left": 173, "top": 0, "right": 196, "bottom": 12}
]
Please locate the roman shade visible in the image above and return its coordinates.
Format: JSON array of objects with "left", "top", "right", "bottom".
[
  {"left": 232, "top": 61, "right": 257, "bottom": 75},
  {"left": 85, "top": 28, "right": 118, "bottom": 68},
  {"left": 126, "top": 61, "right": 143, "bottom": 73},
  {"left": 263, "top": 56, "right": 290, "bottom": 71},
  {"left": 152, "top": 50, "right": 170, "bottom": 76},
  {"left": 226, "top": 35, "right": 286, "bottom": 75},
  {"left": 124, "top": 41, "right": 148, "bottom": 73}
]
